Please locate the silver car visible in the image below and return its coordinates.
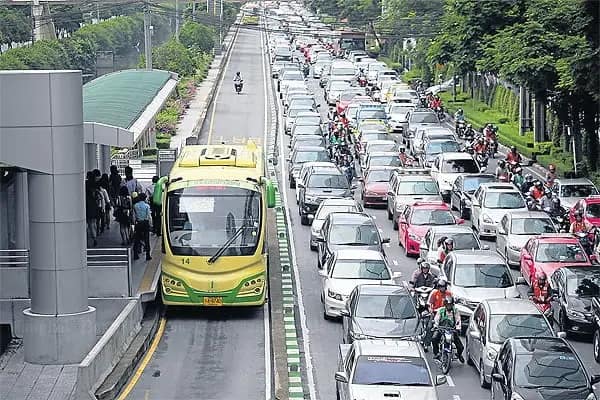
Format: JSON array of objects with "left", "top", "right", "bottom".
[
  {"left": 309, "top": 198, "right": 363, "bottom": 250},
  {"left": 552, "top": 178, "right": 599, "bottom": 209},
  {"left": 385, "top": 103, "right": 413, "bottom": 133},
  {"left": 419, "top": 225, "right": 485, "bottom": 264},
  {"left": 496, "top": 211, "right": 557, "bottom": 266},
  {"left": 471, "top": 183, "right": 528, "bottom": 239},
  {"left": 439, "top": 250, "right": 525, "bottom": 327},
  {"left": 465, "top": 299, "right": 563, "bottom": 388}
]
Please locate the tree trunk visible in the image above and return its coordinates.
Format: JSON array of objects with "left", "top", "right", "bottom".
[
  {"left": 582, "top": 95, "right": 599, "bottom": 171},
  {"left": 533, "top": 94, "right": 546, "bottom": 143}
]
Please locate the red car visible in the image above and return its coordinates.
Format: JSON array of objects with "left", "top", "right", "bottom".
[
  {"left": 361, "top": 166, "right": 397, "bottom": 207},
  {"left": 337, "top": 94, "right": 370, "bottom": 116},
  {"left": 519, "top": 234, "right": 593, "bottom": 285},
  {"left": 569, "top": 196, "right": 600, "bottom": 228},
  {"left": 398, "top": 202, "right": 463, "bottom": 256}
]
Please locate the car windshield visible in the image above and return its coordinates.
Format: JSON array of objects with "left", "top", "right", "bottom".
[
  {"left": 355, "top": 294, "right": 416, "bottom": 319},
  {"left": 308, "top": 174, "right": 348, "bottom": 189},
  {"left": 453, "top": 264, "right": 514, "bottom": 288},
  {"left": 441, "top": 159, "right": 479, "bottom": 173},
  {"left": 483, "top": 192, "right": 526, "bottom": 209},
  {"left": 290, "top": 99, "right": 314, "bottom": 108},
  {"left": 315, "top": 205, "right": 358, "bottom": 221},
  {"left": 361, "top": 133, "right": 389, "bottom": 142},
  {"left": 426, "top": 141, "right": 461, "bottom": 155},
  {"left": 463, "top": 176, "right": 496, "bottom": 192},
  {"left": 535, "top": 243, "right": 588, "bottom": 263},
  {"left": 369, "top": 143, "right": 397, "bottom": 153},
  {"left": 352, "top": 356, "right": 431, "bottom": 386},
  {"left": 514, "top": 353, "right": 587, "bottom": 389},
  {"left": 366, "top": 169, "right": 394, "bottom": 182},
  {"left": 398, "top": 180, "right": 439, "bottom": 195},
  {"left": 359, "top": 110, "right": 387, "bottom": 120},
  {"left": 434, "top": 233, "right": 479, "bottom": 250},
  {"left": 293, "top": 150, "right": 329, "bottom": 164},
  {"left": 560, "top": 184, "right": 598, "bottom": 197},
  {"left": 410, "top": 209, "right": 455, "bottom": 225},
  {"left": 389, "top": 105, "right": 412, "bottom": 114},
  {"left": 294, "top": 125, "right": 322, "bottom": 135},
  {"left": 330, "top": 81, "right": 350, "bottom": 90},
  {"left": 289, "top": 108, "right": 313, "bottom": 117},
  {"left": 331, "top": 67, "right": 356, "bottom": 75},
  {"left": 587, "top": 204, "right": 600, "bottom": 218},
  {"left": 340, "top": 92, "right": 361, "bottom": 101},
  {"left": 331, "top": 259, "right": 390, "bottom": 279},
  {"left": 283, "top": 72, "right": 303, "bottom": 81},
  {"left": 369, "top": 156, "right": 401, "bottom": 167},
  {"left": 360, "top": 123, "right": 386, "bottom": 132},
  {"left": 295, "top": 116, "right": 321, "bottom": 126},
  {"left": 511, "top": 218, "right": 556, "bottom": 235},
  {"left": 566, "top": 270, "right": 600, "bottom": 297},
  {"left": 167, "top": 186, "right": 261, "bottom": 256},
  {"left": 411, "top": 113, "right": 439, "bottom": 124},
  {"left": 329, "top": 222, "right": 380, "bottom": 246},
  {"left": 488, "top": 314, "right": 553, "bottom": 344}
]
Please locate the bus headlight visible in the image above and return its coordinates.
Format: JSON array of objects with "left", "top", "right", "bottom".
[
  {"left": 238, "top": 276, "right": 265, "bottom": 296},
  {"left": 162, "top": 275, "right": 187, "bottom": 296}
]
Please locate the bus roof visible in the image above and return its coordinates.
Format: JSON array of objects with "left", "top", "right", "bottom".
[{"left": 168, "top": 140, "right": 265, "bottom": 190}]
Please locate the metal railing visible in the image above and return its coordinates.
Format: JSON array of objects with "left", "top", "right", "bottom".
[
  {"left": 0, "top": 249, "right": 29, "bottom": 268},
  {"left": 86, "top": 247, "right": 133, "bottom": 297}
]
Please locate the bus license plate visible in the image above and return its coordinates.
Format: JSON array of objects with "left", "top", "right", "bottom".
[{"left": 203, "top": 297, "right": 223, "bottom": 306}]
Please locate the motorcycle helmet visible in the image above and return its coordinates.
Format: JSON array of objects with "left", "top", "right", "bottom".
[
  {"left": 478, "top": 137, "right": 484, "bottom": 144},
  {"left": 457, "top": 108, "right": 463, "bottom": 114},
  {"left": 466, "top": 124, "right": 472, "bottom": 129},
  {"left": 510, "top": 146, "right": 517, "bottom": 153},
  {"left": 534, "top": 181, "right": 543, "bottom": 189},
  {"left": 525, "top": 173, "right": 533, "bottom": 182},
  {"left": 548, "top": 164, "right": 556, "bottom": 172},
  {"left": 443, "top": 296, "right": 455, "bottom": 306},
  {"left": 544, "top": 188, "right": 552, "bottom": 196},
  {"left": 498, "top": 160, "right": 506, "bottom": 168},
  {"left": 444, "top": 238, "right": 454, "bottom": 249},
  {"left": 535, "top": 271, "right": 547, "bottom": 284},
  {"left": 420, "top": 262, "right": 431, "bottom": 271},
  {"left": 514, "top": 167, "right": 522, "bottom": 175},
  {"left": 437, "top": 278, "right": 447, "bottom": 289}
]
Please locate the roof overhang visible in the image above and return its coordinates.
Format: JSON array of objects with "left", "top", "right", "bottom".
[
  {"left": 84, "top": 122, "right": 134, "bottom": 147},
  {"left": 129, "top": 77, "right": 178, "bottom": 144}
]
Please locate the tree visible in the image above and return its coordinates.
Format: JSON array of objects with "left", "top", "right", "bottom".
[
  {"left": 150, "top": 38, "right": 196, "bottom": 76},
  {"left": 0, "top": 6, "right": 32, "bottom": 49},
  {"left": 179, "top": 21, "right": 215, "bottom": 53}
]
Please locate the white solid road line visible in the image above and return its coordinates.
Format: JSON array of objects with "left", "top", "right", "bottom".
[
  {"left": 276, "top": 55, "right": 318, "bottom": 400},
  {"left": 392, "top": 259, "right": 398, "bottom": 266},
  {"left": 260, "top": 20, "right": 272, "bottom": 400},
  {"left": 452, "top": 395, "right": 461, "bottom": 400},
  {"left": 446, "top": 375, "right": 455, "bottom": 387}
]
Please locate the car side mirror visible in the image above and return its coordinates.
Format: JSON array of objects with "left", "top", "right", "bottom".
[
  {"left": 316, "top": 237, "right": 325, "bottom": 243},
  {"left": 480, "top": 166, "right": 487, "bottom": 172},
  {"left": 335, "top": 371, "right": 348, "bottom": 383},
  {"left": 297, "top": 183, "right": 305, "bottom": 188},
  {"left": 387, "top": 190, "right": 393, "bottom": 195},
  {"left": 340, "top": 309, "right": 350, "bottom": 317},
  {"left": 492, "top": 373, "right": 505, "bottom": 384},
  {"left": 557, "top": 331, "right": 567, "bottom": 339},
  {"left": 591, "top": 374, "right": 600, "bottom": 385},
  {"left": 497, "top": 227, "right": 506, "bottom": 235},
  {"left": 481, "top": 244, "right": 490, "bottom": 250},
  {"left": 435, "top": 375, "right": 447, "bottom": 386},
  {"left": 471, "top": 200, "right": 480, "bottom": 207},
  {"left": 516, "top": 276, "right": 527, "bottom": 285},
  {"left": 308, "top": 214, "right": 314, "bottom": 222},
  {"left": 286, "top": 156, "right": 291, "bottom": 162},
  {"left": 318, "top": 269, "right": 327, "bottom": 277},
  {"left": 456, "top": 218, "right": 465, "bottom": 225},
  {"left": 382, "top": 237, "right": 391, "bottom": 244},
  {"left": 469, "top": 330, "right": 481, "bottom": 340}
]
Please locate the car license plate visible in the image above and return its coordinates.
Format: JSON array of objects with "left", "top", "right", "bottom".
[{"left": 203, "top": 297, "right": 223, "bottom": 306}]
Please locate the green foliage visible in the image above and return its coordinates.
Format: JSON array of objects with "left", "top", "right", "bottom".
[
  {"left": 179, "top": 21, "right": 215, "bottom": 54},
  {"left": 149, "top": 38, "right": 196, "bottom": 76},
  {"left": 0, "top": 6, "right": 31, "bottom": 50},
  {"left": 156, "top": 138, "right": 171, "bottom": 149}
]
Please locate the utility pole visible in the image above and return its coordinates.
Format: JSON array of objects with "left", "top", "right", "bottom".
[
  {"left": 96, "top": 2, "right": 100, "bottom": 22},
  {"left": 219, "top": 0, "right": 223, "bottom": 49},
  {"left": 192, "top": 1, "right": 196, "bottom": 22},
  {"left": 175, "top": 0, "right": 179, "bottom": 40},
  {"left": 144, "top": 4, "right": 152, "bottom": 70}
]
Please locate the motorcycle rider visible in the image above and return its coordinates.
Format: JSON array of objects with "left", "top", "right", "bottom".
[
  {"left": 539, "top": 188, "right": 554, "bottom": 212},
  {"left": 495, "top": 159, "right": 509, "bottom": 181},
  {"left": 530, "top": 180, "right": 545, "bottom": 200},
  {"left": 506, "top": 146, "right": 522, "bottom": 164},
  {"left": 423, "top": 278, "right": 452, "bottom": 350},
  {"left": 546, "top": 164, "right": 557, "bottom": 185},
  {"left": 430, "top": 95, "right": 442, "bottom": 110},
  {"left": 473, "top": 137, "right": 487, "bottom": 155},
  {"left": 529, "top": 271, "right": 551, "bottom": 308},
  {"left": 399, "top": 145, "right": 411, "bottom": 166},
  {"left": 437, "top": 237, "right": 454, "bottom": 264},
  {"left": 464, "top": 123, "right": 475, "bottom": 139},
  {"left": 410, "top": 262, "right": 437, "bottom": 289},
  {"left": 233, "top": 72, "right": 243, "bottom": 92},
  {"left": 454, "top": 108, "right": 465, "bottom": 131},
  {"left": 483, "top": 123, "right": 494, "bottom": 139},
  {"left": 511, "top": 167, "right": 525, "bottom": 189},
  {"left": 522, "top": 173, "right": 535, "bottom": 194},
  {"left": 432, "top": 296, "right": 465, "bottom": 363},
  {"left": 302, "top": 60, "right": 310, "bottom": 78},
  {"left": 570, "top": 210, "right": 593, "bottom": 234}
]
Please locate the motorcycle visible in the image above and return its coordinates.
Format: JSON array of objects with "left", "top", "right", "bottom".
[
  {"left": 549, "top": 208, "right": 570, "bottom": 233},
  {"left": 234, "top": 80, "right": 244, "bottom": 94},
  {"left": 487, "top": 137, "right": 497, "bottom": 158},
  {"left": 436, "top": 327, "right": 457, "bottom": 374},
  {"left": 435, "top": 106, "right": 445, "bottom": 121},
  {"left": 358, "top": 75, "right": 367, "bottom": 87},
  {"left": 412, "top": 286, "right": 434, "bottom": 315},
  {"left": 455, "top": 120, "right": 466, "bottom": 137},
  {"left": 531, "top": 298, "right": 553, "bottom": 318},
  {"left": 474, "top": 152, "right": 489, "bottom": 168},
  {"left": 575, "top": 230, "right": 597, "bottom": 258}
]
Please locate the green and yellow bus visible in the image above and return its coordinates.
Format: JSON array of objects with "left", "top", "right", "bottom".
[{"left": 157, "top": 140, "right": 275, "bottom": 306}]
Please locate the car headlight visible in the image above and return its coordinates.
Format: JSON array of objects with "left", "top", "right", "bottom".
[
  {"left": 305, "top": 195, "right": 318, "bottom": 203},
  {"left": 408, "top": 233, "right": 421, "bottom": 241},
  {"left": 365, "top": 191, "right": 377, "bottom": 196},
  {"left": 567, "top": 309, "right": 586, "bottom": 319},
  {"left": 482, "top": 214, "right": 494, "bottom": 224},
  {"left": 351, "top": 331, "right": 367, "bottom": 340},
  {"left": 585, "top": 393, "right": 597, "bottom": 400},
  {"left": 327, "top": 289, "right": 343, "bottom": 301},
  {"left": 511, "top": 394, "right": 525, "bottom": 400},
  {"left": 486, "top": 349, "right": 498, "bottom": 361}
]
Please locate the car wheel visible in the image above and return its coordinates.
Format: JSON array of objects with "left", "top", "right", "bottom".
[
  {"left": 336, "top": 388, "right": 340, "bottom": 400},
  {"left": 393, "top": 218, "right": 398, "bottom": 231},
  {"left": 559, "top": 310, "right": 570, "bottom": 337},
  {"left": 300, "top": 214, "right": 309, "bottom": 225},
  {"left": 289, "top": 177, "right": 295, "bottom": 189},
  {"left": 387, "top": 208, "right": 393, "bottom": 220},
  {"left": 594, "top": 330, "right": 600, "bottom": 362},
  {"left": 465, "top": 337, "right": 474, "bottom": 366},
  {"left": 310, "top": 243, "right": 317, "bottom": 251},
  {"left": 479, "top": 359, "right": 490, "bottom": 388},
  {"left": 460, "top": 203, "right": 469, "bottom": 220},
  {"left": 323, "top": 309, "right": 332, "bottom": 320}
]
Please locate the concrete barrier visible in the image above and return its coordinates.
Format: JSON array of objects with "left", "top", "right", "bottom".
[{"left": 74, "top": 300, "right": 142, "bottom": 400}]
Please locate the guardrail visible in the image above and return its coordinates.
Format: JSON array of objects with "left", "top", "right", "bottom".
[
  {"left": 87, "top": 247, "right": 133, "bottom": 298},
  {"left": 0, "top": 249, "right": 30, "bottom": 298},
  {"left": 0, "top": 249, "right": 29, "bottom": 268}
]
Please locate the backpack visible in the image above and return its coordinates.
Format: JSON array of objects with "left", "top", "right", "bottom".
[{"left": 94, "top": 188, "right": 103, "bottom": 211}]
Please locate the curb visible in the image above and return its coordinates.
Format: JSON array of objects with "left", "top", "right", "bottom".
[{"left": 94, "top": 305, "right": 160, "bottom": 400}]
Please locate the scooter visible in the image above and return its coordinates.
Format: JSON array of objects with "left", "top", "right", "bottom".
[
  {"left": 455, "top": 120, "right": 466, "bottom": 137},
  {"left": 234, "top": 80, "right": 244, "bottom": 94},
  {"left": 436, "top": 327, "right": 457, "bottom": 374},
  {"left": 412, "top": 286, "right": 434, "bottom": 315}
]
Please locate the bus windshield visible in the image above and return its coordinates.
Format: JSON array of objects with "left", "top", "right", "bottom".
[{"left": 167, "top": 186, "right": 262, "bottom": 257}]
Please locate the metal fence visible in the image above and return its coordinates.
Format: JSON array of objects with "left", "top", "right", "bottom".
[
  {"left": 0, "top": 249, "right": 29, "bottom": 268},
  {"left": 86, "top": 247, "right": 133, "bottom": 297},
  {"left": 0, "top": 249, "right": 30, "bottom": 298}
]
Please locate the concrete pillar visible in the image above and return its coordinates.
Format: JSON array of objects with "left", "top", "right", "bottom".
[
  {"left": 85, "top": 143, "right": 98, "bottom": 172},
  {"left": 14, "top": 171, "right": 29, "bottom": 249},
  {"left": 99, "top": 145, "right": 111, "bottom": 173},
  {"left": 0, "top": 70, "right": 96, "bottom": 364},
  {"left": 32, "top": 3, "right": 57, "bottom": 42},
  {"left": 533, "top": 95, "right": 546, "bottom": 143}
]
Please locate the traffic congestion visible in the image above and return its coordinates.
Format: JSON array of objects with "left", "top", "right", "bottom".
[{"left": 263, "top": 2, "right": 600, "bottom": 399}]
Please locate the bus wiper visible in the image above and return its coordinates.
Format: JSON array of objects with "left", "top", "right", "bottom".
[{"left": 207, "top": 223, "right": 246, "bottom": 265}]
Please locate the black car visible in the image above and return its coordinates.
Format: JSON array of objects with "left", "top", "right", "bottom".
[
  {"left": 316, "top": 212, "right": 390, "bottom": 269},
  {"left": 341, "top": 284, "right": 420, "bottom": 343},
  {"left": 593, "top": 297, "right": 600, "bottom": 362},
  {"left": 491, "top": 337, "right": 600, "bottom": 400},
  {"left": 298, "top": 170, "right": 354, "bottom": 225},
  {"left": 550, "top": 265, "right": 599, "bottom": 336},
  {"left": 287, "top": 145, "right": 330, "bottom": 188},
  {"left": 449, "top": 173, "right": 496, "bottom": 219}
]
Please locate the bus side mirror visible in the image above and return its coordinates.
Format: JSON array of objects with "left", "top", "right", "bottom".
[{"left": 265, "top": 179, "right": 277, "bottom": 208}]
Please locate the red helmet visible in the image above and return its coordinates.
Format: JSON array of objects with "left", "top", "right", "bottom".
[{"left": 536, "top": 271, "right": 547, "bottom": 282}]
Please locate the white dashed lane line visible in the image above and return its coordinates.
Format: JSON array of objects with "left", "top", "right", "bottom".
[{"left": 446, "top": 375, "right": 455, "bottom": 387}]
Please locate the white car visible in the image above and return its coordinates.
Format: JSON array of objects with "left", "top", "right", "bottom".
[
  {"left": 310, "top": 199, "right": 363, "bottom": 250},
  {"left": 471, "top": 183, "right": 528, "bottom": 239},
  {"left": 430, "top": 152, "right": 483, "bottom": 202},
  {"left": 496, "top": 211, "right": 557, "bottom": 265},
  {"left": 320, "top": 249, "right": 399, "bottom": 318},
  {"left": 385, "top": 103, "right": 414, "bottom": 133}
]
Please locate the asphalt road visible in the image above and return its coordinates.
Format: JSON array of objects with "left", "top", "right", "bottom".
[
  {"left": 124, "top": 26, "right": 270, "bottom": 400},
  {"left": 271, "top": 52, "right": 600, "bottom": 400}
]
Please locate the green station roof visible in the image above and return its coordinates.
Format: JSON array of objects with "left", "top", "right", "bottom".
[{"left": 83, "top": 69, "right": 172, "bottom": 129}]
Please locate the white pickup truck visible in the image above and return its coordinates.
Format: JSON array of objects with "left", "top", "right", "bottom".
[{"left": 336, "top": 339, "right": 446, "bottom": 400}]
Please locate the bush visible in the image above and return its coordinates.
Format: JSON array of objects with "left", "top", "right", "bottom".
[{"left": 156, "top": 138, "right": 171, "bottom": 149}]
